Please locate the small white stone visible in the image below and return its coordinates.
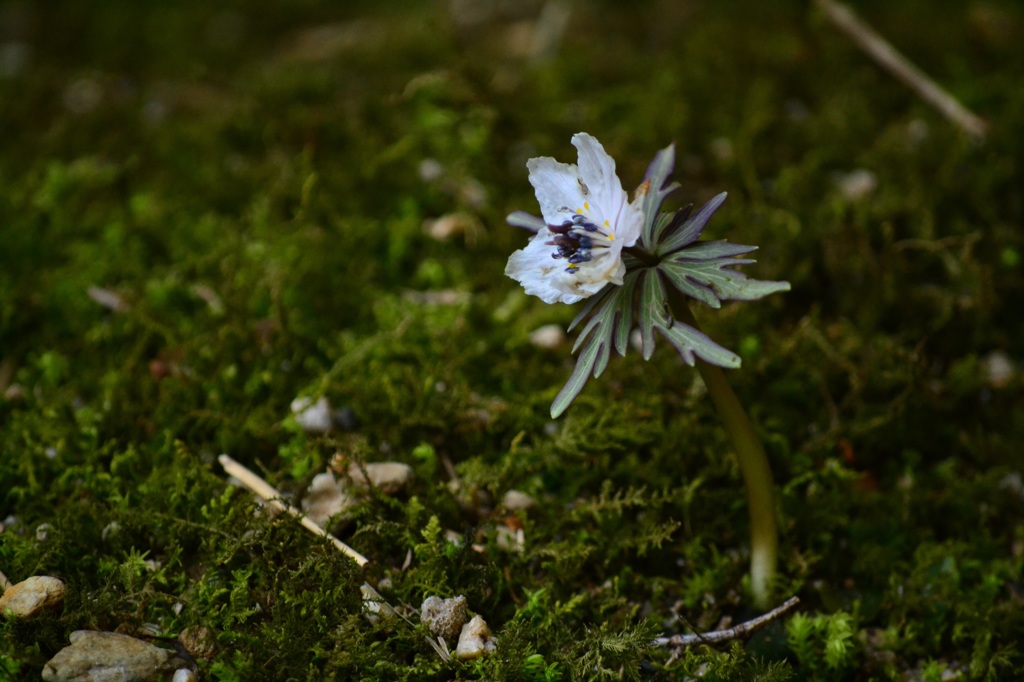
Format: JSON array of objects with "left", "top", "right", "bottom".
[
  {"left": 495, "top": 525, "right": 525, "bottom": 553},
  {"left": 419, "top": 158, "right": 445, "bottom": 182},
  {"left": 835, "top": 169, "right": 877, "bottom": 201},
  {"left": 420, "top": 595, "right": 468, "bottom": 641},
  {"left": 423, "top": 213, "right": 477, "bottom": 241},
  {"left": 36, "top": 523, "right": 51, "bottom": 542},
  {"left": 290, "top": 396, "right": 333, "bottom": 433},
  {"left": 998, "top": 472, "right": 1024, "bottom": 499},
  {"left": 347, "top": 462, "right": 414, "bottom": 495},
  {"left": 455, "top": 615, "right": 496, "bottom": 659},
  {"left": 629, "top": 328, "right": 644, "bottom": 353},
  {"left": 301, "top": 471, "right": 357, "bottom": 525},
  {"left": 87, "top": 286, "right": 128, "bottom": 312},
  {"left": 173, "top": 669, "right": 197, "bottom": 682},
  {"left": 983, "top": 350, "right": 1014, "bottom": 388},
  {"left": 528, "top": 324, "right": 566, "bottom": 350},
  {"left": 502, "top": 490, "right": 535, "bottom": 511}
]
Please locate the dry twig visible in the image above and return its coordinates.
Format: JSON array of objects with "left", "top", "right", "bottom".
[
  {"left": 816, "top": 0, "right": 989, "bottom": 139},
  {"left": 655, "top": 596, "right": 801, "bottom": 651},
  {"left": 218, "top": 453, "right": 369, "bottom": 567}
]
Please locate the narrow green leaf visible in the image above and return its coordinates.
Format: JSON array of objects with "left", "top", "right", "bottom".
[
  {"left": 637, "top": 143, "right": 680, "bottom": 249},
  {"left": 568, "top": 284, "right": 612, "bottom": 332},
  {"left": 657, "top": 192, "right": 728, "bottom": 255},
  {"left": 657, "top": 322, "right": 741, "bottom": 368},
  {"left": 612, "top": 272, "right": 640, "bottom": 356},
  {"left": 659, "top": 262, "right": 722, "bottom": 309},
  {"left": 551, "top": 336, "right": 605, "bottom": 418},
  {"left": 722, "top": 277, "right": 791, "bottom": 301},
  {"left": 637, "top": 270, "right": 665, "bottom": 360},
  {"left": 662, "top": 258, "right": 789, "bottom": 303},
  {"left": 673, "top": 240, "right": 758, "bottom": 260},
  {"left": 651, "top": 209, "right": 685, "bottom": 248},
  {"left": 573, "top": 307, "right": 602, "bottom": 352}
]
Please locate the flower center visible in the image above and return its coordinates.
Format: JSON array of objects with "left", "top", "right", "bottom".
[{"left": 545, "top": 213, "right": 616, "bottom": 274}]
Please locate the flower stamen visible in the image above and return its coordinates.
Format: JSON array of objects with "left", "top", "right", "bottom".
[{"left": 544, "top": 215, "right": 619, "bottom": 273}]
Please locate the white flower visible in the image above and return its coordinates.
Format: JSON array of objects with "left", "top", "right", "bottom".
[{"left": 505, "top": 133, "right": 643, "bottom": 304}]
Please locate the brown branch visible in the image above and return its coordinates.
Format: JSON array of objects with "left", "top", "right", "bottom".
[
  {"left": 816, "top": 0, "right": 989, "bottom": 139},
  {"left": 655, "top": 596, "right": 801, "bottom": 649}
]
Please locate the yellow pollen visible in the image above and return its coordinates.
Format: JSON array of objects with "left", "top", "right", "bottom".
[
  {"left": 575, "top": 208, "right": 583, "bottom": 214},
  {"left": 584, "top": 202, "right": 590, "bottom": 211},
  {"left": 603, "top": 220, "right": 610, "bottom": 227},
  {"left": 608, "top": 233, "right": 615, "bottom": 241}
]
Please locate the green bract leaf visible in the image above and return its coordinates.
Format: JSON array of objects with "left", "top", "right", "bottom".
[
  {"left": 551, "top": 273, "right": 639, "bottom": 418},
  {"left": 656, "top": 192, "right": 728, "bottom": 255},
  {"left": 637, "top": 143, "right": 681, "bottom": 248},
  {"left": 661, "top": 254, "right": 791, "bottom": 304},
  {"left": 636, "top": 272, "right": 740, "bottom": 368}
]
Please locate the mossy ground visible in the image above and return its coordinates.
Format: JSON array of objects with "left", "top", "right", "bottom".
[{"left": 2, "top": 1, "right": 1024, "bottom": 679}]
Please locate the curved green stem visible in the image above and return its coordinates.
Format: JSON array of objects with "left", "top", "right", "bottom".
[{"left": 668, "top": 292, "right": 778, "bottom": 608}]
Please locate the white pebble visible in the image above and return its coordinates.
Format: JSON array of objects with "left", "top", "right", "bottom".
[
  {"left": 495, "top": 525, "right": 525, "bottom": 553},
  {"left": 835, "top": 169, "right": 877, "bottom": 201},
  {"left": 528, "top": 324, "right": 566, "bottom": 350},
  {"left": 502, "top": 490, "right": 535, "bottom": 511},
  {"left": 455, "top": 615, "right": 496, "bottom": 659},
  {"left": 301, "top": 471, "right": 357, "bottom": 525},
  {"left": 983, "top": 350, "right": 1014, "bottom": 388},
  {"left": 346, "top": 462, "right": 413, "bottom": 494},
  {"left": 423, "top": 213, "right": 475, "bottom": 241},
  {"left": 420, "top": 595, "right": 468, "bottom": 641},
  {"left": 290, "top": 396, "right": 333, "bottom": 433}
]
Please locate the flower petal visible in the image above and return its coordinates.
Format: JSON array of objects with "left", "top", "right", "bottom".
[
  {"left": 526, "top": 156, "right": 587, "bottom": 226},
  {"left": 505, "top": 229, "right": 622, "bottom": 305},
  {"left": 572, "top": 133, "right": 642, "bottom": 247},
  {"left": 572, "top": 133, "right": 623, "bottom": 215}
]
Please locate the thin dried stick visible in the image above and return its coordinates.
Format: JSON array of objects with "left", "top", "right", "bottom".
[
  {"left": 654, "top": 596, "right": 800, "bottom": 648},
  {"left": 218, "top": 454, "right": 369, "bottom": 567},
  {"left": 816, "top": 0, "right": 989, "bottom": 139}
]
